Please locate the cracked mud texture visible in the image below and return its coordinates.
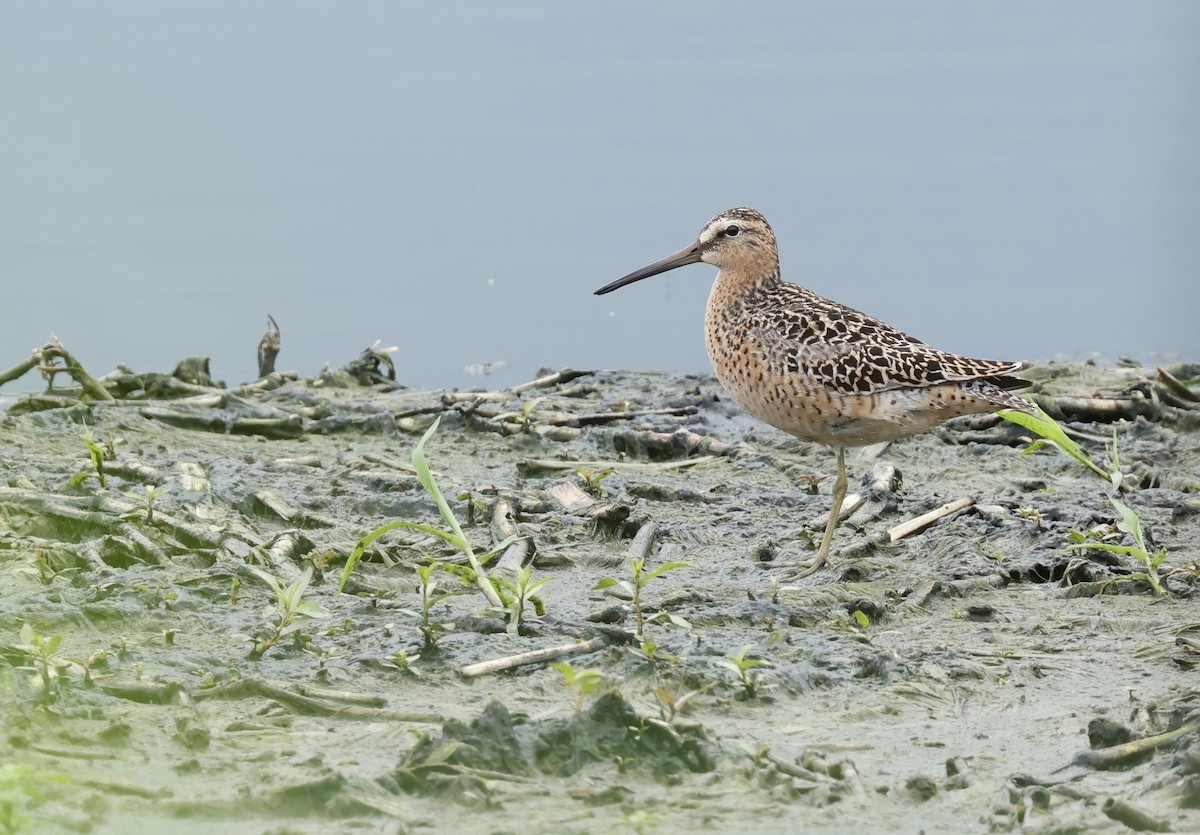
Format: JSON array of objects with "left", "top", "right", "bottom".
[{"left": 1, "top": 361, "right": 1199, "bottom": 833}]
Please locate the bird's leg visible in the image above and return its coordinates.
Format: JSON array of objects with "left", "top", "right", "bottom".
[{"left": 793, "top": 446, "right": 847, "bottom": 578}]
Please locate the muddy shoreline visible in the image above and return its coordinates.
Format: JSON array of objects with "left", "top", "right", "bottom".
[{"left": 2, "top": 360, "right": 1199, "bottom": 833}]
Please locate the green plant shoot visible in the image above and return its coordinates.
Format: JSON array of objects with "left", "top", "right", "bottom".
[
  {"left": 338, "top": 418, "right": 508, "bottom": 608},
  {"left": 997, "top": 406, "right": 1118, "bottom": 486}
]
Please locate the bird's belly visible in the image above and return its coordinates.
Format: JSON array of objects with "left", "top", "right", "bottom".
[
  {"left": 706, "top": 333, "right": 1001, "bottom": 448},
  {"left": 715, "top": 367, "right": 906, "bottom": 446}
]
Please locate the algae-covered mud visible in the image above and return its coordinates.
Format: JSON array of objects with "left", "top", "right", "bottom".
[{"left": 2, "top": 359, "right": 1199, "bottom": 833}]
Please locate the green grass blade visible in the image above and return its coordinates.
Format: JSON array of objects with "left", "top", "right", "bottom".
[
  {"left": 1064, "top": 543, "right": 1142, "bottom": 558},
  {"left": 1109, "top": 496, "right": 1145, "bottom": 551},
  {"left": 246, "top": 564, "right": 285, "bottom": 594},
  {"left": 413, "top": 418, "right": 468, "bottom": 544},
  {"left": 411, "top": 417, "right": 502, "bottom": 607},
  {"left": 338, "top": 520, "right": 415, "bottom": 592},
  {"left": 641, "top": 561, "right": 691, "bottom": 584},
  {"left": 998, "top": 407, "right": 1112, "bottom": 482}
]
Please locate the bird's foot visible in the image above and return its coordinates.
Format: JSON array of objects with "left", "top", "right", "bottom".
[{"left": 777, "top": 550, "right": 832, "bottom": 580}]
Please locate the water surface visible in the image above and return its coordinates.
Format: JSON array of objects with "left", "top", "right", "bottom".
[{"left": 2, "top": 2, "right": 1197, "bottom": 389}]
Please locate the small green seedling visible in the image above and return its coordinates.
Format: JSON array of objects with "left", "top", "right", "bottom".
[
  {"left": 12, "top": 549, "right": 72, "bottom": 586},
  {"left": 389, "top": 649, "right": 423, "bottom": 677},
  {"left": 339, "top": 418, "right": 509, "bottom": 609},
  {"left": 399, "top": 561, "right": 464, "bottom": 650},
  {"left": 246, "top": 565, "right": 330, "bottom": 657},
  {"left": 65, "top": 423, "right": 111, "bottom": 488},
  {"left": 549, "top": 661, "right": 605, "bottom": 712},
  {"left": 455, "top": 489, "right": 489, "bottom": 526},
  {"left": 1066, "top": 495, "right": 1167, "bottom": 595},
  {"left": 594, "top": 557, "right": 690, "bottom": 639},
  {"left": 615, "top": 809, "right": 661, "bottom": 835},
  {"left": 652, "top": 680, "right": 704, "bottom": 724},
  {"left": 1001, "top": 410, "right": 1168, "bottom": 594},
  {"left": 122, "top": 484, "right": 169, "bottom": 524},
  {"left": 636, "top": 640, "right": 660, "bottom": 667},
  {"left": 1014, "top": 505, "right": 1045, "bottom": 531},
  {"left": 720, "top": 644, "right": 771, "bottom": 700},
  {"left": 519, "top": 396, "right": 543, "bottom": 433},
  {"left": 14, "top": 623, "right": 67, "bottom": 701},
  {"left": 492, "top": 565, "right": 550, "bottom": 635},
  {"left": 576, "top": 466, "right": 615, "bottom": 497}
]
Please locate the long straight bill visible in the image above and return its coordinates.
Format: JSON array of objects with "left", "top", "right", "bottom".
[{"left": 594, "top": 242, "right": 703, "bottom": 295}]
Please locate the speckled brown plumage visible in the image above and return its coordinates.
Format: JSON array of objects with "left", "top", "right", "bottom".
[{"left": 595, "top": 207, "right": 1034, "bottom": 575}]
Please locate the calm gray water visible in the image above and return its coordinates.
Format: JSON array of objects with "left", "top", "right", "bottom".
[{"left": 3, "top": 2, "right": 1198, "bottom": 390}]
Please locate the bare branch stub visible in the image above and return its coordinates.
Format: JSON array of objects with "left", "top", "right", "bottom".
[
  {"left": 258, "top": 314, "right": 282, "bottom": 378},
  {"left": 22, "top": 338, "right": 117, "bottom": 402}
]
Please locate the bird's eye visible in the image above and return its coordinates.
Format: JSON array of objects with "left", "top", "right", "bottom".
[{"left": 725, "top": 225, "right": 741, "bottom": 237}]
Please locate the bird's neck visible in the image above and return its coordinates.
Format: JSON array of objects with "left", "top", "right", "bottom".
[{"left": 712, "top": 257, "right": 783, "bottom": 300}]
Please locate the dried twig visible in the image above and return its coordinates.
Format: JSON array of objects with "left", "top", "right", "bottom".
[
  {"left": 193, "top": 679, "right": 442, "bottom": 722},
  {"left": 460, "top": 636, "right": 611, "bottom": 677},
  {"left": 627, "top": 521, "right": 659, "bottom": 561},
  {"left": 1069, "top": 720, "right": 1199, "bottom": 770},
  {"left": 509, "top": 367, "right": 594, "bottom": 393},
  {"left": 491, "top": 498, "right": 533, "bottom": 571},
  {"left": 0, "top": 338, "right": 115, "bottom": 402},
  {"left": 888, "top": 497, "right": 975, "bottom": 542},
  {"left": 1029, "top": 392, "right": 1157, "bottom": 422},
  {"left": 520, "top": 455, "right": 722, "bottom": 474},
  {"left": 1156, "top": 366, "right": 1199, "bottom": 402},
  {"left": 257, "top": 314, "right": 281, "bottom": 378}
]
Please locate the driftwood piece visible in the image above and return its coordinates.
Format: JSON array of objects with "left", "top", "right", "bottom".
[
  {"left": 491, "top": 499, "right": 534, "bottom": 571},
  {"left": 171, "top": 356, "right": 216, "bottom": 387},
  {"left": 448, "top": 369, "right": 596, "bottom": 421},
  {"left": 888, "top": 497, "right": 976, "bottom": 542},
  {"left": 0, "top": 338, "right": 115, "bottom": 402},
  {"left": 0, "top": 486, "right": 257, "bottom": 559},
  {"left": 1028, "top": 392, "right": 1158, "bottom": 422},
  {"left": 458, "top": 410, "right": 582, "bottom": 441},
  {"left": 257, "top": 314, "right": 282, "bottom": 378},
  {"left": 341, "top": 341, "right": 398, "bottom": 386},
  {"left": 806, "top": 462, "right": 900, "bottom": 531},
  {"left": 520, "top": 455, "right": 722, "bottom": 475},
  {"left": 642, "top": 428, "right": 739, "bottom": 457},
  {"left": 255, "top": 530, "right": 314, "bottom": 583},
  {"left": 810, "top": 493, "right": 866, "bottom": 530},
  {"left": 460, "top": 636, "right": 611, "bottom": 678},
  {"left": 856, "top": 462, "right": 902, "bottom": 523},
  {"left": 245, "top": 489, "right": 333, "bottom": 527},
  {"left": 1101, "top": 797, "right": 1172, "bottom": 832},
  {"left": 549, "top": 406, "right": 698, "bottom": 427},
  {"left": 192, "top": 678, "right": 442, "bottom": 722},
  {"left": 627, "top": 520, "right": 659, "bottom": 561},
  {"left": 5, "top": 395, "right": 83, "bottom": 415},
  {"left": 140, "top": 406, "right": 305, "bottom": 439},
  {"left": 104, "top": 459, "right": 165, "bottom": 486},
  {"left": 546, "top": 481, "right": 598, "bottom": 514},
  {"left": 1157, "top": 366, "right": 1199, "bottom": 402},
  {"left": 544, "top": 481, "right": 631, "bottom": 524},
  {"left": 231, "top": 370, "right": 298, "bottom": 396},
  {"left": 139, "top": 407, "right": 227, "bottom": 433},
  {"left": 0, "top": 353, "right": 42, "bottom": 388},
  {"left": 1069, "top": 720, "right": 1199, "bottom": 770},
  {"left": 173, "top": 462, "right": 211, "bottom": 494},
  {"left": 510, "top": 368, "right": 594, "bottom": 393},
  {"left": 1153, "top": 366, "right": 1200, "bottom": 411}
]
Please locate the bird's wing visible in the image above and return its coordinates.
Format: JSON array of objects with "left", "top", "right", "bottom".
[{"left": 748, "top": 289, "right": 1029, "bottom": 395}]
